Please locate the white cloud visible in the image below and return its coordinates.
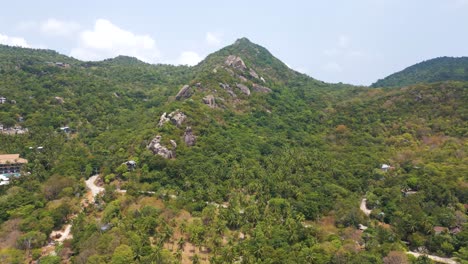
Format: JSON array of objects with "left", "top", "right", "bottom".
[
  {"left": 0, "top": 33, "right": 30, "bottom": 47},
  {"left": 40, "top": 18, "right": 80, "bottom": 36},
  {"left": 177, "top": 51, "right": 203, "bottom": 66},
  {"left": 70, "top": 19, "right": 160, "bottom": 63},
  {"left": 206, "top": 32, "right": 222, "bottom": 46}
]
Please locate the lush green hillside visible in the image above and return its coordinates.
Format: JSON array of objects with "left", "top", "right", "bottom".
[
  {"left": 372, "top": 56, "right": 468, "bottom": 88},
  {"left": 0, "top": 41, "right": 466, "bottom": 263}
]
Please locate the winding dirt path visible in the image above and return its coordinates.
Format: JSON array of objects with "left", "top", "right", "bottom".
[
  {"left": 407, "top": 251, "right": 459, "bottom": 264},
  {"left": 42, "top": 175, "right": 104, "bottom": 257},
  {"left": 358, "top": 198, "right": 459, "bottom": 263},
  {"left": 85, "top": 174, "right": 104, "bottom": 203},
  {"left": 360, "top": 198, "right": 372, "bottom": 216}
]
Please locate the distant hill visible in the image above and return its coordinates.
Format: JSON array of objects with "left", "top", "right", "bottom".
[{"left": 372, "top": 56, "right": 468, "bottom": 87}]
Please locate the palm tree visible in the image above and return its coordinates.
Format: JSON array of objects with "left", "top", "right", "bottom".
[
  {"left": 192, "top": 254, "right": 200, "bottom": 264},
  {"left": 174, "top": 249, "right": 183, "bottom": 262},
  {"left": 177, "top": 237, "right": 186, "bottom": 251}
]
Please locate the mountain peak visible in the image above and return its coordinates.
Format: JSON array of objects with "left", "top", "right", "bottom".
[
  {"left": 103, "top": 55, "right": 148, "bottom": 66},
  {"left": 195, "top": 38, "right": 303, "bottom": 85},
  {"left": 234, "top": 37, "right": 253, "bottom": 45}
]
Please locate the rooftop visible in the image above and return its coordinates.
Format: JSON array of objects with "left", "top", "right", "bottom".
[{"left": 0, "top": 154, "right": 28, "bottom": 165}]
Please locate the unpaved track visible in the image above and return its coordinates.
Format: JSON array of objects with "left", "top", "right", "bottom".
[{"left": 360, "top": 198, "right": 372, "bottom": 216}]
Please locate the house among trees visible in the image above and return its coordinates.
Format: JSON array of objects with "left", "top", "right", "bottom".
[
  {"left": 60, "top": 126, "right": 71, "bottom": 133},
  {"left": 381, "top": 164, "right": 395, "bottom": 172},
  {"left": 450, "top": 227, "right": 462, "bottom": 235},
  {"left": 0, "top": 154, "right": 28, "bottom": 185},
  {"left": 0, "top": 175, "right": 9, "bottom": 186},
  {"left": 433, "top": 226, "right": 448, "bottom": 235},
  {"left": 0, "top": 96, "right": 6, "bottom": 104},
  {"left": 124, "top": 160, "right": 137, "bottom": 170},
  {"left": 55, "top": 62, "right": 70, "bottom": 68},
  {"left": 401, "top": 188, "right": 418, "bottom": 196}
]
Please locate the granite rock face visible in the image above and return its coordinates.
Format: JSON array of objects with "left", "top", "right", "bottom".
[
  {"left": 183, "top": 127, "right": 196, "bottom": 146},
  {"left": 54, "top": 96, "right": 65, "bottom": 104},
  {"left": 225, "top": 55, "right": 247, "bottom": 71},
  {"left": 220, "top": 83, "right": 237, "bottom": 98},
  {"left": 158, "top": 112, "right": 170, "bottom": 127},
  {"left": 249, "top": 68, "right": 259, "bottom": 79},
  {"left": 202, "top": 95, "right": 216, "bottom": 108},
  {"left": 175, "top": 85, "right": 192, "bottom": 100},
  {"left": 147, "top": 135, "right": 175, "bottom": 159},
  {"left": 236, "top": 83, "right": 251, "bottom": 96},
  {"left": 169, "top": 110, "right": 187, "bottom": 127},
  {"left": 252, "top": 84, "right": 272, "bottom": 93},
  {"left": 158, "top": 110, "right": 187, "bottom": 127}
]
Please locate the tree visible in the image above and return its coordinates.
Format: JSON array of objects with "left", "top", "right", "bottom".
[
  {"left": 38, "top": 255, "right": 61, "bottom": 264},
  {"left": 111, "top": 244, "right": 134, "bottom": 264},
  {"left": 16, "top": 231, "right": 46, "bottom": 251},
  {"left": 383, "top": 251, "right": 408, "bottom": 264}
]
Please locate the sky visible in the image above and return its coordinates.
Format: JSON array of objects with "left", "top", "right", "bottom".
[{"left": 1, "top": 0, "right": 467, "bottom": 85}]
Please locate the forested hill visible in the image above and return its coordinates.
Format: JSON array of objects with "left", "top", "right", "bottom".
[
  {"left": 0, "top": 40, "right": 467, "bottom": 263},
  {"left": 372, "top": 56, "right": 468, "bottom": 88}
]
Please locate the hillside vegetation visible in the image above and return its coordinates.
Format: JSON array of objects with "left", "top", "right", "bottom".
[
  {"left": 372, "top": 56, "right": 468, "bottom": 88},
  {"left": 0, "top": 39, "right": 467, "bottom": 264}
]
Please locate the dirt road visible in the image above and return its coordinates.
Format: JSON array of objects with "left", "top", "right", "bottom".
[
  {"left": 85, "top": 174, "right": 104, "bottom": 203},
  {"left": 407, "top": 251, "right": 459, "bottom": 264},
  {"left": 360, "top": 198, "right": 372, "bottom": 216}
]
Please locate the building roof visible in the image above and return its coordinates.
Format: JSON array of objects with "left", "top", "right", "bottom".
[
  {"left": 0, "top": 175, "right": 9, "bottom": 181},
  {"left": 433, "top": 226, "right": 448, "bottom": 233},
  {"left": 0, "top": 154, "right": 28, "bottom": 165}
]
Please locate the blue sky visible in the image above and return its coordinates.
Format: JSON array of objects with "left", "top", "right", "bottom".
[{"left": 1, "top": 0, "right": 467, "bottom": 85}]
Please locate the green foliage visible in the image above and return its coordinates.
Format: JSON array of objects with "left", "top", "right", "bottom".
[
  {"left": 0, "top": 40, "right": 466, "bottom": 263},
  {"left": 111, "top": 244, "right": 134, "bottom": 264},
  {"left": 38, "top": 255, "right": 61, "bottom": 264},
  {"left": 372, "top": 56, "right": 468, "bottom": 87}
]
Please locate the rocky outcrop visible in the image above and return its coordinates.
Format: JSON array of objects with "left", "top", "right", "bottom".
[
  {"left": 169, "top": 110, "right": 187, "bottom": 127},
  {"left": 220, "top": 83, "right": 237, "bottom": 98},
  {"left": 175, "top": 85, "right": 192, "bottom": 100},
  {"left": 54, "top": 96, "right": 64, "bottom": 104},
  {"left": 225, "top": 55, "right": 247, "bottom": 71},
  {"left": 236, "top": 84, "right": 251, "bottom": 96},
  {"left": 158, "top": 112, "right": 170, "bottom": 127},
  {"left": 147, "top": 135, "right": 175, "bottom": 159},
  {"left": 252, "top": 84, "right": 272, "bottom": 93},
  {"left": 249, "top": 68, "right": 259, "bottom": 79},
  {"left": 227, "top": 90, "right": 237, "bottom": 97},
  {"left": 170, "top": 140, "right": 177, "bottom": 149},
  {"left": 158, "top": 110, "right": 187, "bottom": 127},
  {"left": 184, "top": 127, "right": 196, "bottom": 146},
  {"left": 219, "top": 83, "right": 229, "bottom": 90},
  {"left": 202, "top": 95, "right": 216, "bottom": 108},
  {"left": 238, "top": 75, "right": 248, "bottom": 82}
]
